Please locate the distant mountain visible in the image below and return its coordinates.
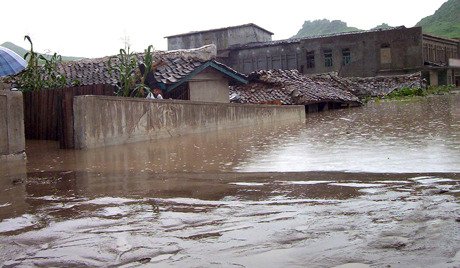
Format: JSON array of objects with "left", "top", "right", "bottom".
[
  {"left": 1, "top": 41, "right": 84, "bottom": 62},
  {"left": 292, "top": 19, "right": 361, "bottom": 38},
  {"left": 291, "top": 19, "right": 395, "bottom": 39},
  {"left": 371, "top": 23, "right": 394, "bottom": 30},
  {"left": 416, "top": 0, "right": 460, "bottom": 38}
]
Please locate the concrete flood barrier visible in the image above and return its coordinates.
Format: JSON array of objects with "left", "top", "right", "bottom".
[
  {"left": 73, "top": 95, "right": 305, "bottom": 149},
  {"left": 0, "top": 91, "right": 26, "bottom": 160}
]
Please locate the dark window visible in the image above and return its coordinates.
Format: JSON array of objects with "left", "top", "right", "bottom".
[
  {"left": 306, "top": 51, "right": 315, "bottom": 69},
  {"left": 324, "top": 49, "right": 333, "bottom": 67},
  {"left": 342, "top": 49, "right": 351, "bottom": 65},
  {"left": 423, "top": 44, "right": 428, "bottom": 61}
]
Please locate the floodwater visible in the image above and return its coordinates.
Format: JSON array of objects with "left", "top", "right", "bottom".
[{"left": 1, "top": 94, "right": 460, "bottom": 267}]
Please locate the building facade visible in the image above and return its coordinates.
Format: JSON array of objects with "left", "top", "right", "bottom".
[
  {"left": 166, "top": 23, "right": 273, "bottom": 58},
  {"left": 422, "top": 33, "right": 459, "bottom": 86},
  {"left": 166, "top": 24, "right": 460, "bottom": 86}
]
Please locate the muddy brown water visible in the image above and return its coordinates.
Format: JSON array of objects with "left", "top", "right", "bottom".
[{"left": 1, "top": 95, "right": 459, "bottom": 267}]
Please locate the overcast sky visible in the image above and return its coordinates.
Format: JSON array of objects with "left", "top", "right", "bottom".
[{"left": 1, "top": 0, "right": 446, "bottom": 58}]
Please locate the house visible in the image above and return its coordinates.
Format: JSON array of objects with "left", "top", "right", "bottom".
[
  {"left": 165, "top": 23, "right": 273, "bottom": 58},
  {"left": 166, "top": 24, "right": 460, "bottom": 86},
  {"left": 57, "top": 45, "right": 248, "bottom": 103},
  {"left": 230, "top": 69, "right": 361, "bottom": 113}
]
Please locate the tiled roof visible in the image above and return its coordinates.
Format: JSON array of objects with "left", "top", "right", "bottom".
[
  {"left": 58, "top": 51, "right": 208, "bottom": 87},
  {"left": 55, "top": 45, "right": 246, "bottom": 88},
  {"left": 230, "top": 69, "right": 360, "bottom": 105},
  {"left": 229, "top": 26, "right": 408, "bottom": 50}
]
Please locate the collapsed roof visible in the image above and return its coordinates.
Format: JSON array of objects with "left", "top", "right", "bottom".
[
  {"left": 310, "top": 72, "right": 425, "bottom": 97},
  {"left": 230, "top": 69, "right": 360, "bottom": 105}
]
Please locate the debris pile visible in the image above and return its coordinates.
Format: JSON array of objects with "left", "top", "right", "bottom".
[
  {"left": 230, "top": 69, "right": 360, "bottom": 105},
  {"left": 311, "top": 72, "right": 425, "bottom": 97}
]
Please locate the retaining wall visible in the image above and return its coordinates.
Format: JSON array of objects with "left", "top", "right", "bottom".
[
  {"left": 73, "top": 95, "right": 305, "bottom": 149},
  {"left": 0, "top": 91, "right": 25, "bottom": 160}
]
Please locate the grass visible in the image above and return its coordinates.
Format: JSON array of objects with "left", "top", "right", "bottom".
[
  {"left": 361, "top": 85, "right": 455, "bottom": 103},
  {"left": 383, "top": 85, "right": 454, "bottom": 100}
]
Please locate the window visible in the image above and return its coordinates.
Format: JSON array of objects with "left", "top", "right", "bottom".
[
  {"left": 324, "top": 49, "right": 333, "bottom": 67},
  {"left": 306, "top": 51, "right": 315, "bottom": 69},
  {"left": 342, "top": 49, "right": 351, "bottom": 65},
  {"left": 380, "top": 44, "right": 392, "bottom": 64},
  {"left": 423, "top": 44, "right": 428, "bottom": 61}
]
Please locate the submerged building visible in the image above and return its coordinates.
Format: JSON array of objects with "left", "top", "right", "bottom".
[{"left": 165, "top": 23, "right": 460, "bottom": 86}]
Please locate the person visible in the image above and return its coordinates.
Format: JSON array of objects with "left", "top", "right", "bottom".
[{"left": 154, "top": 88, "right": 163, "bottom": 99}]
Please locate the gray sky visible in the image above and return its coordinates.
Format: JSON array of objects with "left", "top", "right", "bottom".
[{"left": 2, "top": 0, "right": 447, "bottom": 58}]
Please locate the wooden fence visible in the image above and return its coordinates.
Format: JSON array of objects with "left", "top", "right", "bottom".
[{"left": 23, "top": 84, "right": 115, "bottom": 149}]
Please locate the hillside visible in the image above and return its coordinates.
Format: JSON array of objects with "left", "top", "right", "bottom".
[
  {"left": 416, "top": 0, "right": 460, "bottom": 38},
  {"left": 292, "top": 19, "right": 361, "bottom": 38},
  {"left": 1, "top": 41, "right": 84, "bottom": 62},
  {"left": 291, "top": 20, "right": 396, "bottom": 39},
  {"left": 371, "top": 23, "right": 394, "bottom": 30}
]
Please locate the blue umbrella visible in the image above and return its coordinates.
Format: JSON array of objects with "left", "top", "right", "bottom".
[{"left": 0, "top": 46, "right": 27, "bottom": 77}]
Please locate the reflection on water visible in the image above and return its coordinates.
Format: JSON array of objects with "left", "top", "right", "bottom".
[
  {"left": 1, "top": 94, "right": 460, "bottom": 267},
  {"left": 238, "top": 94, "right": 460, "bottom": 172},
  {"left": 21, "top": 94, "right": 460, "bottom": 174},
  {"left": 0, "top": 171, "right": 459, "bottom": 267}
]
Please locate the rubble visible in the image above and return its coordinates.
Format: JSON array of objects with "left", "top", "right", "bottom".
[
  {"left": 311, "top": 72, "right": 425, "bottom": 97},
  {"left": 230, "top": 70, "right": 426, "bottom": 106},
  {"left": 230, "top": 69, "right": 360, "bottom": 106}
]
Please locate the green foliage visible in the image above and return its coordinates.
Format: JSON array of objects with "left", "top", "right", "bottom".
[
  {"left": 371, "top": 23, "right": 394, "bottom": 30},
  {"left": 292, "top": 19, "right": 361, "bottom": 38},
  {"left": 416, "top": 0, "right": 460, "bottom": 38},
  {"left": 133, "top": 45, "right": 155, "bottom": 97},
  {"left": 17, "top": 36, "right": 67, "bottom": 92},
  {"left": 108, "top": 45, "right": 154, "bottom": 98},
  {"left": 291, "top": 19, "right": 396, "bottom": 39},
  {"left": 384, "top": 85, "right": 453, "bottom": 100}
]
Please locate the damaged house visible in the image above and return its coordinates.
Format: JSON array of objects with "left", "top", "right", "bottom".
[
  {"left": 166, "top": 24, "right": 460, "bottom": 86},
  {"left": 57, "top": 45, "right": 247, "bottom": 103},
  {"left": 230, "top": 69, "right": 361, "bottom": 113}
]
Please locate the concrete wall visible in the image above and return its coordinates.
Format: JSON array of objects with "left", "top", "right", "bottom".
[
  {"left": 228, "top": 27, "right": 424, "bottom": 77},
  {"left": 167, "top": 25, "right": 272, "bottom": 53},
  {"left": 189, "top": 69, "right": 229, "bottom": 103},
  {"left": 0, "top": 91, "right": 26, "bottom": 160},
  {"left": 0, "top": 82, "right": 11, "bottom": 91},
  {"left": 73, "top": 96, "right": 305, "bottom": 149}
]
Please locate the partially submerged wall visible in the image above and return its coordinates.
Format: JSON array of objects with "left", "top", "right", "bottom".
[
  {"left": 73, "top": 96, "right": 305, "bottom": 149},
  {"left": 0, "top": 91, "right": 25, "bottom": 160}
]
